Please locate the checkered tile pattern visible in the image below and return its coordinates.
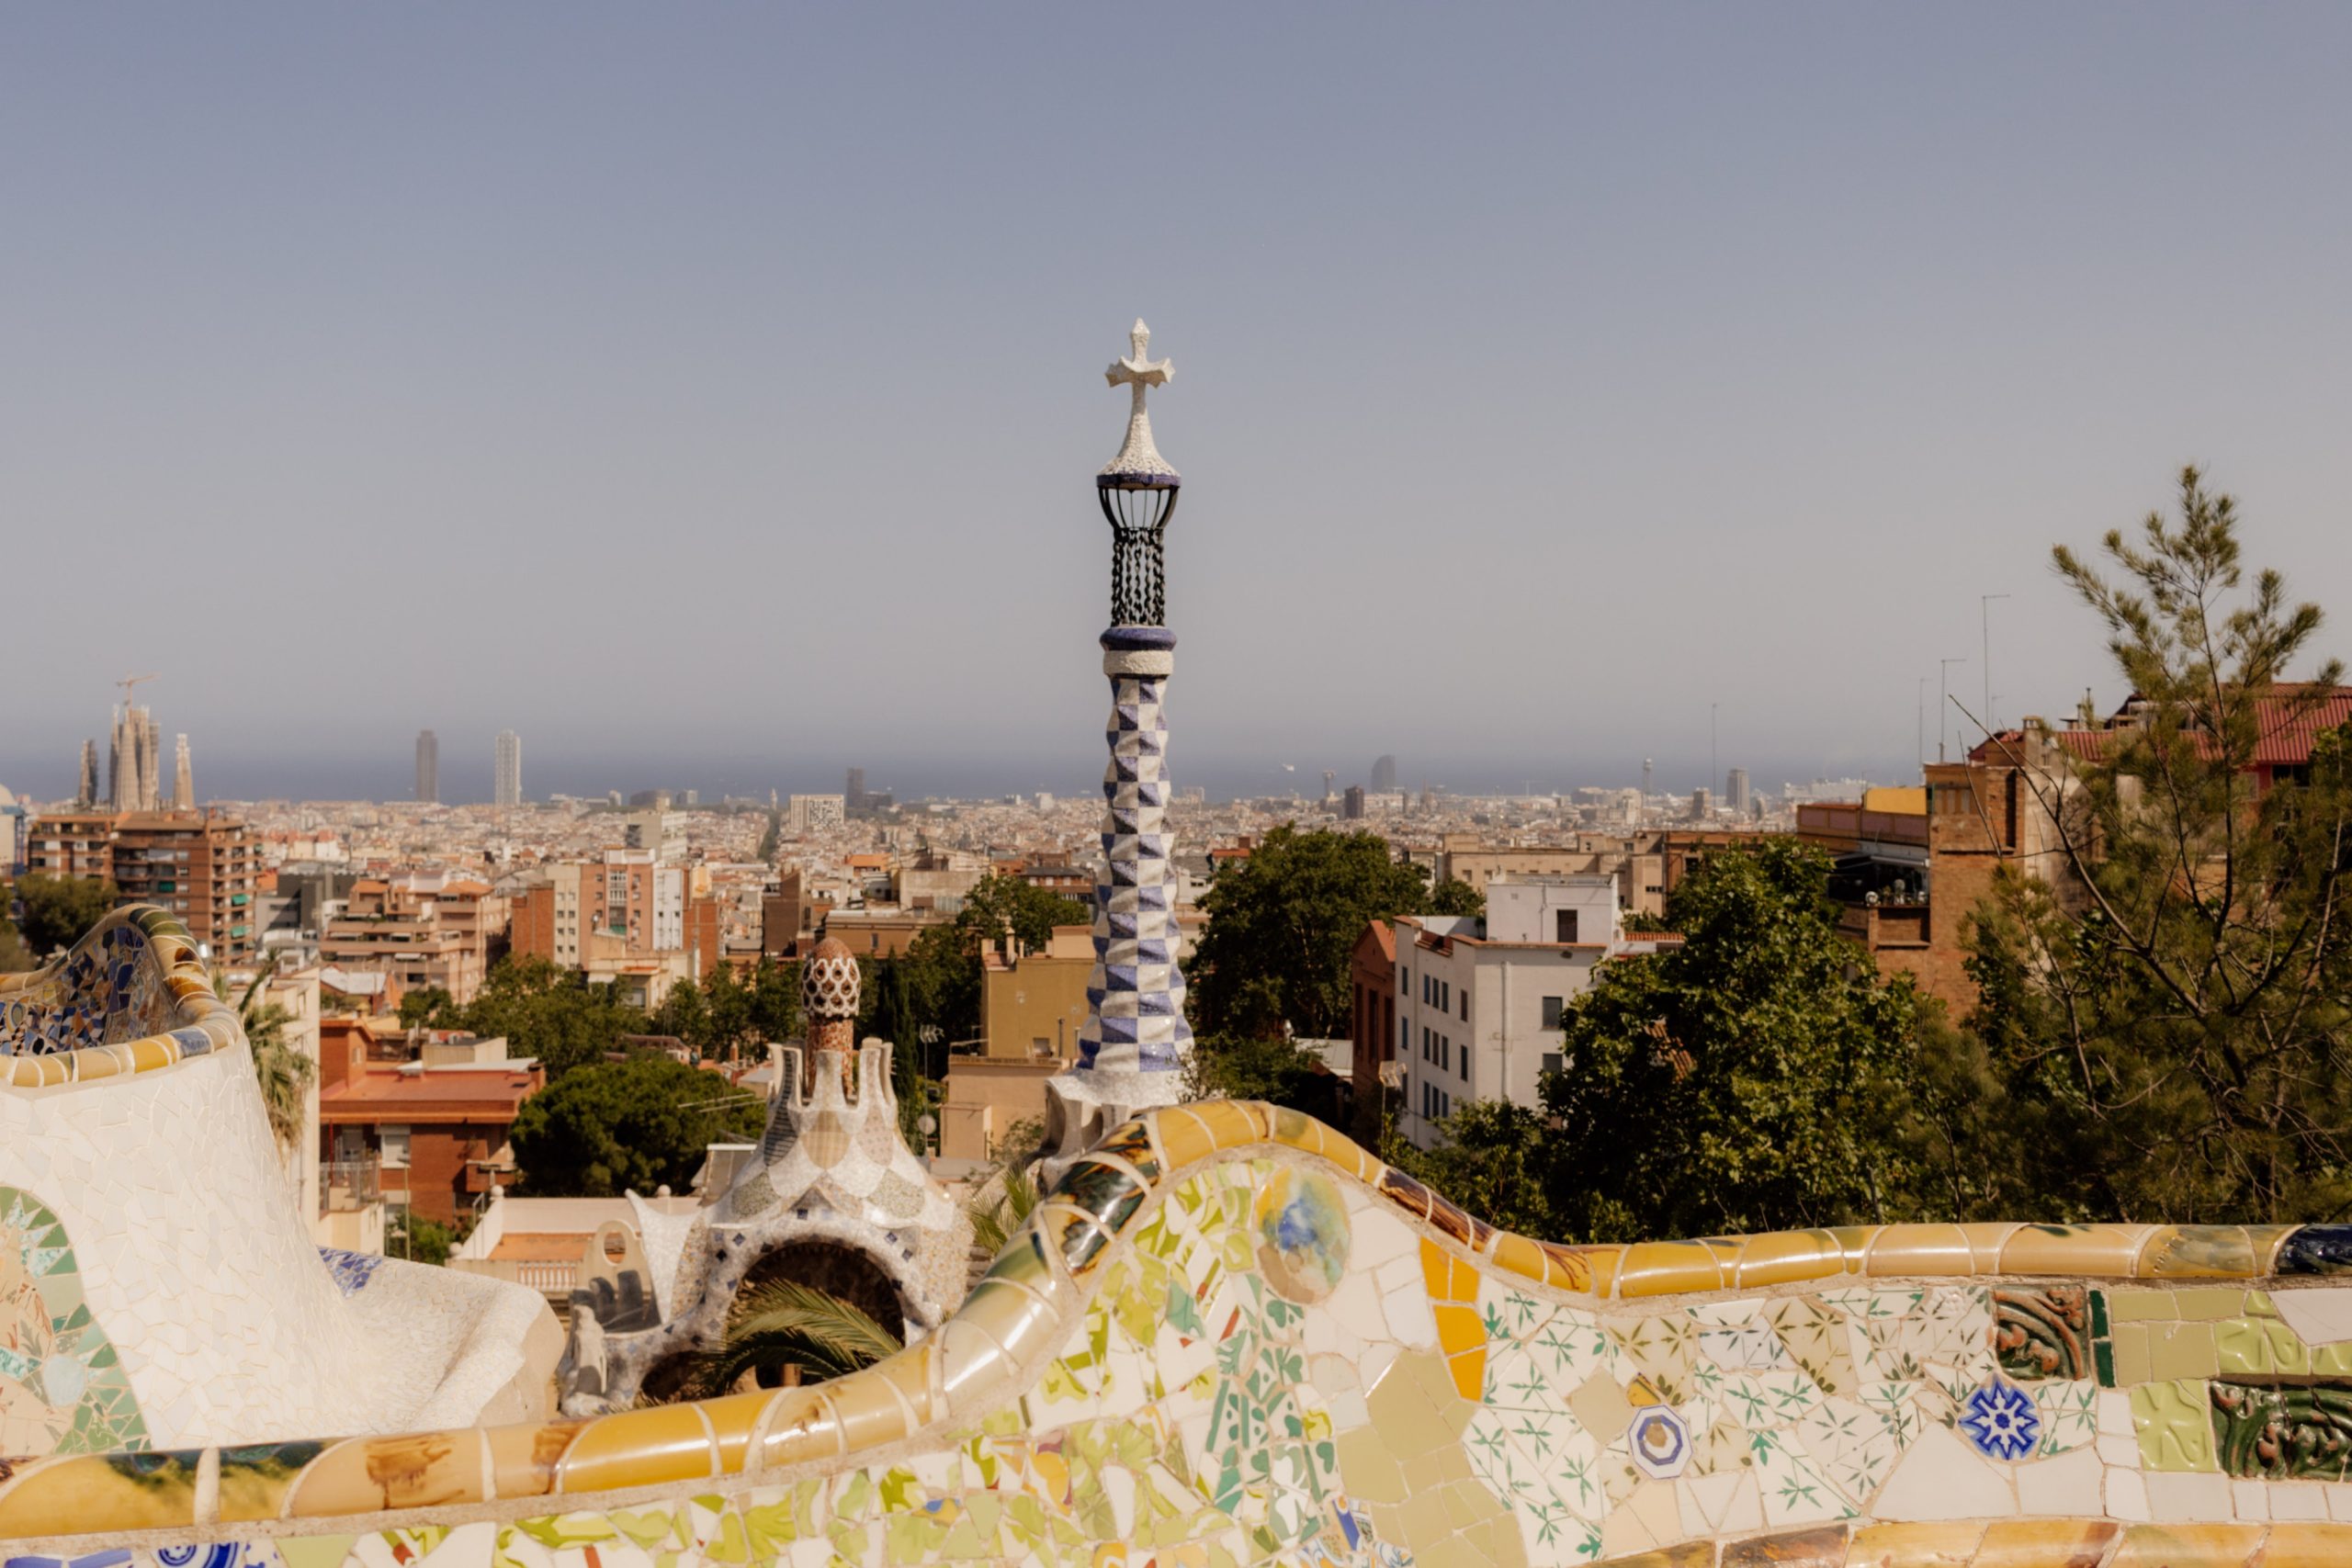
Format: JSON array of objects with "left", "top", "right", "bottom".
[{"left": 1077, "top": 671, "right": 1193, "bottom": 1075}]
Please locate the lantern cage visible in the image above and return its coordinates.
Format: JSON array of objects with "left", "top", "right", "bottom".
[{"left": 1098, "top": 476, "right": 1181, "bottom": 628}]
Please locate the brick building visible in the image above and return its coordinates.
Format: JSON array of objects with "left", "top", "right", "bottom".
[
  {"left": 107, "top": 810, "right": 262, "bottom": 964},
  {"left": 319, "top": 1021, "right": 542, "bottom": 1227}
]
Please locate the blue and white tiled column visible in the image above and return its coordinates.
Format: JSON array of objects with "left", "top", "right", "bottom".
[{"left": 1078, "top": 626, "right": 1193, "bottom": 1077}]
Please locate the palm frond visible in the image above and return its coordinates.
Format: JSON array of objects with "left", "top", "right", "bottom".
[{"left": 696, "top": 1279, "right": 903, "bottom": 1392}]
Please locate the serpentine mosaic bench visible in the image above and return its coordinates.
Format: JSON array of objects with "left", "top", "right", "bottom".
[
  {"left": 6, "top": 1080, "right": 2352, "bottom": 1565},
  {"left": 0, "top": 908, "right": 560, "bottom": 1470}
]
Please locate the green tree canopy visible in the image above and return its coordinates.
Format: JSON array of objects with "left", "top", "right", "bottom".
[
  {"left": 1392, "top": 840, "right": 1943, "bottom": 1244},
  {"left": 1191, "top": 827, "right": 1453, "bottom": 1038},
  {"left": 1965, "top": 468, "right": 2352, "bottom": 1223},
  {"left": 13, "top": 876, "right": 119, "bottom": 958},
  {"left": 510, "top": 1052, "right": 765, "bottom": 1197},
  {"left": 398, "top": 986, "right": 458, "bottom": 1029},
  {"left": 455, "top": 955, "right": 650, "bottom": 1080}
]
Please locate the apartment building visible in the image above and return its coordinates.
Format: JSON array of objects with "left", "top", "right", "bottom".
[
  {"left": 319, "top": 872, "right": 508, "bottom": 1007},
  {"left": 1390, "top": 874, "right": 1680, "bottom": 1150},
  {"left": 22, "top": 807, "right": 119, "bottom": 882},
  {"left": 108, "top": 810, "right": 262, "bottom": 964}
]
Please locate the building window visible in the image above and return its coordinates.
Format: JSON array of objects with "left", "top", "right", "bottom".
[
  {"left": 1460, "top": 1048, "right": 1469, "bottom": 1084},
  {"left": 1400, "top": 967, "right": 1408, "bottom": 995},
  {"left": 1460, "top": 990, "right": 1469, "bottom": 1022},
  {"left": 1541, "top": 996, "right": 1565, "bottom": 1030},
  {"left": 1439, "top": 980, "right": 1449, "bottom": 1012},
  {"left": 1542, "top": 1051, "right": 1565, "bottom": 1077},
  {"left": 379, "top": 1125, "right": 412, "bottom": 1168},
  {"left": 1556, "top": 909, "right": 1579, "bottom": 943}
]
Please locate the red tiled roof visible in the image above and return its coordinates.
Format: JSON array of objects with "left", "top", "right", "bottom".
[
  {"left": 321, "top": 1067, "right": 540, "bottom": 1123},
  {"left": 1973, "top": 684, "right": 2352, "bottom": 770}
]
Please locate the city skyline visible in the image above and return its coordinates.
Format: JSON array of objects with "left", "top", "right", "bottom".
[{"left": 9, "top": 8, "right": 2352, "bottom": 803}]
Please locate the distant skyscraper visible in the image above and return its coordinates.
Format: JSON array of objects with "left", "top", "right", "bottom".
[
  {"left": 1369, "top": 754, "right": 1396, "bottom": 794},
  {"left": 76, "top": 740, "right": 98, "bottom": 808},
  {"left": 172, "top": 735, "right": 194, "bottom": 810},
  {"left": 493, "top": 730, "right": 523, "bottom": 807},
  {"left": 1689, "top": 786, "right": 1713, "bottom": 821},
  {"left": 1342, "top": 785, "right": 1365, "bottom": 820},
  {"left": 845, "top": 766, "right": 866, "bottom": 812},
  {"left": 416, "top": 729, "right": 439, "bottom": 804},
  {"left": 1725, "top": 767, "right": 1751, "bottom": 815}
]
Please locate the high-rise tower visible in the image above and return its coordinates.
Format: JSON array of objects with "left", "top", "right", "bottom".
[
  {"left": 494, "top": 730, "right": 523, "bottom": 807},
  {"left": 172, "top": 735, "right": 194, "bottom": 810},
  {"left": 76, "top": 740, "right": 98, "bottom": 808},
  {"left": 416, "top": 729, "right": 439, "bottom": 804},
  {"left": 1043, "top": 321, "right": 1196, "bottom": 1172}
]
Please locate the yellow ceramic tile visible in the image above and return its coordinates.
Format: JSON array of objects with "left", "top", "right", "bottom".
[
  {"left": 1730, "top": 1228, "right": 1850, "bottom": 1289},
  {"left": 129, "top": 1035, "right": 176, "bottom": 1073},
  {"left": 1446, "top": 1347, "right": 1487, "bottom": 1402},
  {"left": 2145, "top": 1320, "right": 2219, "bottom": 1382},
  {"left": 0, "top": 1453, "right": 198, "bottom": 1534},
  {"left": 1186, "top": 1099, "right": 1263, "bottom": 1153},
  {"left": 2110, "top": 1321, "right": 2154, "bottom": 1385},
  {"left": 935, "top": 1318, "right": 1015, "bottom": 1415},
  {"left": 750, "top": 1387, "right": 844, "bottom": 1470},
  {"left": 699, "top": 1389, "right": 775, "bottom": 1475},
  {"left": 2109, "top": 1290, "right": 2179, "bottom": 1322},
  {"left": 480, "top": 1419, "right": 581, "bottom": 1504},
  {"left": 2246, "top": 1225, "right": 2301, "bottom": 1274},
  {"left": 1998, "top": 1223, "right": 2148, "bottom": 1276},
  {"left": 2108, "top": 1523, "right": 2262, "bottom": 1567},
  {"left": 2130, "top": 1378, "right": 2218, "bottom": 1472},
  {"left": 555, "top": 1403, "right": 716, "bottom": 1492},
  {"left": 486, "top": 1417, "right": 584, "bottom": 1499},
  {"left": 2140, "top": 1225, "right": 2258, "bottom": 1277},
  {"left": 1973, "top": 1517, "right": 2121, "bottom": 1568},
  {"left": 1152, "top": 1106, "right": 1216, "bottom": 1170},
  {"left": 72, "top": 1044, "right": 125, "bottom": 1080},
  {"left": 280, "top": 1431, "right": 485, "bottom": 1518},
  {"left": 2262, "top": 1522, "right": 2352, "bottom": 1567},
  {"left": 863, "top": 1341, "right": 939, "bottom": 1428},
  {"left": 1583, "top": 1547, "right": 1713, "bottom": 1568},
  {"left": 1615, "top": 1241, "right": 1728, "bottom": 1298},
  {"left": 1432, "top": 1303, "right": 1485, "bottom": 1358},
  {"left": 1490, "top": 1231, "right": 1547, "bottom": 1286},
  {"left": 1846, "top": 1521, "right": 1983, "bottom": 1564},
  {"left": 1959, "top": 1221, "right": 2023, "bottom": 1272},
  {"left": 1718, "top": 1524, "right": 1847, "bottom": 1565},
  {"left": 2174, "top": 1287, "right": 2250, "bottom": 1321},
  {"left": 826, "top": 1365, "right": 917, "bottom": 1452}
]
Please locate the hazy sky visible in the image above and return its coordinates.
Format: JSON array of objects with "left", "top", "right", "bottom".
[{"left": 8, "top": 6, "right": 2352, "bottom": 804}]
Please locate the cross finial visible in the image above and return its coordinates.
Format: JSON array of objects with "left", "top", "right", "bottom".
[{"left": 1101, "top": 318, "right": 1178, "bottom": 481}]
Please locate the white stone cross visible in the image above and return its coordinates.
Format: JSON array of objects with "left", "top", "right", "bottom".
[{"left": 1102, "top": 319, "right": 1177, "bottom": 479}]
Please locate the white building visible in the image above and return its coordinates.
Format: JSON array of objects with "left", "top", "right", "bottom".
[
  {"left": 1390, "top": 874, "right": 1679, "bottom": 1149},
  {"left": 787, "top": 794, "right": 846, "bottom": 835}
]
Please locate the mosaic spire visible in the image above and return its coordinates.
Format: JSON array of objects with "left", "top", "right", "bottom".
[{"left": 1045, "top": 321, "right": 1196, "bottom": 1168}]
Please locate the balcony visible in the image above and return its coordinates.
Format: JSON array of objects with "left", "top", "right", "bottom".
[
  {"left": 1838, "top": 901, "right": 1930, "bottom": 950},
  {"left": 322, "top": 1158, "right": 381, "bottom": 1212}
]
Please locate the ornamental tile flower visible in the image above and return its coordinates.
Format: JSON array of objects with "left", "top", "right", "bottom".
[{"left": 1960, "top": 1379, "right": 2041, "bottom": 1461}]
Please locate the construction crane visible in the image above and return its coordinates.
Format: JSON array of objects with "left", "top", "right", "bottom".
[{"left": 117, "top": 673, "right": 158, "bottom": 706}]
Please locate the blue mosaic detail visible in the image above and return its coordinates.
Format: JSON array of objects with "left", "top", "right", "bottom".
[
  {"left": 0, "top": 917, "right": 164, "bottom": 1057},
  {"left": 318, "top": 1247, "right": 386, "bottom": 1296},
  {"left": 1960, "top": 1379, "right": 2041, "bottom": 1461},
  {"left": 1077, "top": 654, "right": 1194, "bottom": 1076}
]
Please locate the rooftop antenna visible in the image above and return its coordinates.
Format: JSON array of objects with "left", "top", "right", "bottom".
[
  {"left": 1981, "top": 593, "right": 2010, "bottom": 736},
  {"left": 1939, "top": 657, "right": 1969, "bottom": 763}
]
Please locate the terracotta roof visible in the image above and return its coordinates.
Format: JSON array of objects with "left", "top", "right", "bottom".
[
  {"left": 321, "top": 1066, "right": 540, "bottom": 1122},
  {"left": 1973, "top": 684, "right": 2352, "bottom": 770}
]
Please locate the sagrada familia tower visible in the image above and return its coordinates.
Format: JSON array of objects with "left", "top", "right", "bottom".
[{"left": 1041, "top": 320, "right": 1198, "bottom": 1171}]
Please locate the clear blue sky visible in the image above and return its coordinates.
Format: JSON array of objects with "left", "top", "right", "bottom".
[{"left": 7, "top": 6, "right": 2351, "bottom": 803}]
